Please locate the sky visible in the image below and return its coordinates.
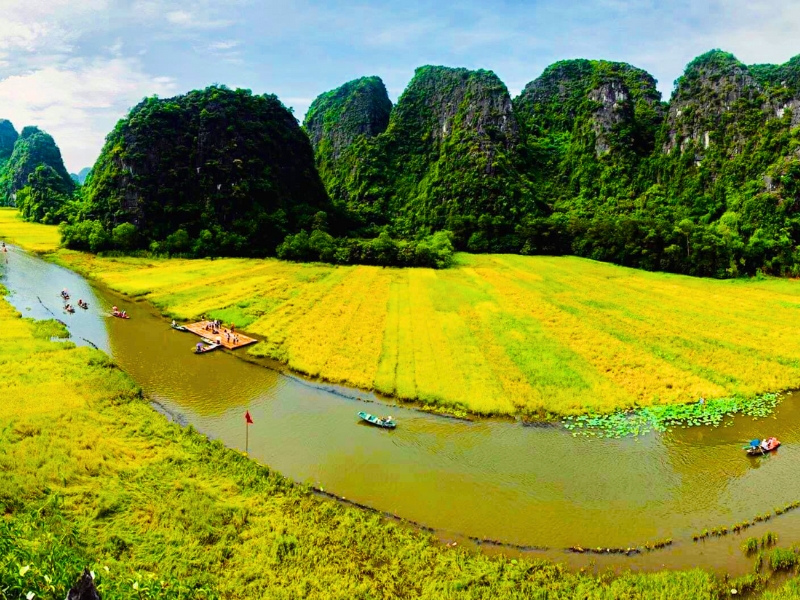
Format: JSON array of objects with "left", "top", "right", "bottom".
[{"left": 2, "top": 0, "right": 800, "bottom": 172}]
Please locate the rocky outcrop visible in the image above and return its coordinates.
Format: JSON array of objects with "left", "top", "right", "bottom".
[
  {"left": 663, "top": 51, "right": 761, "bottom": 156},
  {"left": 304, "top": 76, "right": 391, "bottom": 158},
  {"left": 588, "top": 80, "right": 634, "bottom": 155},
  {"left": 392, "top": 66, "right": 520, "bottom": 150},
  {"left": 515, "top": 59, "right": 663, "bottom": 159}
]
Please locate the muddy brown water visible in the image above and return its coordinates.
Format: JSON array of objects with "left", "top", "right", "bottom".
[{"left": 5, "top": 243, "right": 800, "bottom": 576}]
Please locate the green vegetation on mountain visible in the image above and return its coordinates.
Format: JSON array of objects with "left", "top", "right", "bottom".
[
  {"left": 0, "top": 119, "right": 18, "bottom": 171},
  {"left": 303, "top": 76, "right": 391, "bottom": 215},
  {"left": 0, "top": 125, "right": 74, "bottom": 217},
  {"left": 301, "top": 51, "right": 800, "bottom": 276},
  {"left": 63, "top": 86, "right": 332, "bottom": 256},
  {"left": 305, "top": 67, "right": 540, "bottom": 251}
]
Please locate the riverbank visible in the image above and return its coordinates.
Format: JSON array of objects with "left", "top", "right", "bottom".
[
  {"left": 5, "top": 208, "right": 800, "bottom": 420},
  {"left": 0, "top": 279, "right": 753, "bottom": 599}
]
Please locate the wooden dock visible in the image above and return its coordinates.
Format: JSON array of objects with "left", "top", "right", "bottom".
[{"left": 184, "top": 321, "right": 257, "bottom": 350}]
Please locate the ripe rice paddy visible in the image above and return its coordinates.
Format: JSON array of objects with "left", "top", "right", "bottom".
[{"left": 4, "top": 207, "right": 800, "bottom": 417}]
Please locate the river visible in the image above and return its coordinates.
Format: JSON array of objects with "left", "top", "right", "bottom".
[{"left": 4, "top": 243, "right": 800, "bottom": 575}]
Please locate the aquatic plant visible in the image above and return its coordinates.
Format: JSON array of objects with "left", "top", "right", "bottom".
[
  {"left": 564, "top": 393, "right": 781, "bottom": 438},
  {"left": 769, "top": 548, "right": 798, "bottom": 571},
  {"left": 762, "top": 532, "right": 778, "bottom": 547},
  {"left": 742, "top": 538, "right": 760, "bottom": 555}
]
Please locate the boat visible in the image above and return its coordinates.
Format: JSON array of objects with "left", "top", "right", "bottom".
[
  {"left": 65, "top": 305, "right": 75, "bottom": 313},
  {"left": 111, "top": 311, "right": 130, "bottom": 319},
  {"left": 60, "top": 293, "right": 70, "bottom": 300},
  {"left": 358, "top": 411, "right": 396, "bottom": 429},
  {"left": 78, "top": 302, "right": 88, "bottom": 309},
  {"left": 171, "top": 323, "right": 190, "bottom": 332},
  {"left": 746, "top": 437, "right": 781, "bottom": 456},
  {"left": 193, "top": 343, "right": 220, "bottom": 354}
]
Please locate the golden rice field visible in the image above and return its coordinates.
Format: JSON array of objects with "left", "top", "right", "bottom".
[
  {"left": 45, "top": 248, "right": 800, "bottom": 417},
  {"left": 0, "top": 207, "right": 61, "bottom": 252},
  {"left": 4, "top": 207, "right": 800, "bottom": 416}
]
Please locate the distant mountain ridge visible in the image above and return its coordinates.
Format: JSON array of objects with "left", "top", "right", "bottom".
[{"left": 303, "top": 50, "right": 800, "bottom": 275}]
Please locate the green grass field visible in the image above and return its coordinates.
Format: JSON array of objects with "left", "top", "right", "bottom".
[{"left": 5, "top": 207, "right": 800, "bottom": 417}]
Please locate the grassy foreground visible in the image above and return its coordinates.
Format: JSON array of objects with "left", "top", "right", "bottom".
[
  {"left": 5, "top": 208, "right": 800, "bottom": 416},
  {"left": 0, "top": 283, "right": 742, "bottom": 599}
]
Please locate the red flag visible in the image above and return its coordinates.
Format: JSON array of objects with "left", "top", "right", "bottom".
[{"left": 245, "top": 410, "right": 253, "bottom": 424}]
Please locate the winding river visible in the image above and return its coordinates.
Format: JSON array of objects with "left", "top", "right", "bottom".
[{"left": 5, "top": 243, "right": 800, "bottom": 575}]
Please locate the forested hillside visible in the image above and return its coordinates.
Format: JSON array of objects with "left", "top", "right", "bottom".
[
  {"left": 67, "top": 86, "right": 333, "bottom": 256},
  {"left": 0, "top": 124, "right": 75, "bottom": 224},
  {"left": 307, "top": 50, "right": 800, "bottom": 276}
]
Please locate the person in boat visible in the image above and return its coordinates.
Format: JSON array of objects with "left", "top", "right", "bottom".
[
  {"left": 61, "top": 288, "right": 69, "bottom": 298},
  {"left": 385, "top": 415, "right": 393, "bottom": 423},
  {"left": 761, "top": 439, "right": 770, "bottom": 451},
  {"left": 121, "top": 310, "right": 127, "bottom": 318},
  {"left": 196, "top": 342, "right": 204, "bottom": 353},
  {"left": 112, "top": 305, "right": 118, "bottom": 314},
  {"left": 172, "top": 319, "right": 177, "bottom": 327}
]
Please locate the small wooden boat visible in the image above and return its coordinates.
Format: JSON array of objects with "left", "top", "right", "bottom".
[
  {"left": 60, "top": 293, "right": 70, "bottom": 300},
  {"left": 111, "top": 311, "right": 130, "bottom": 319},
  {"left": 193, "top": 343, "right": 220, "bottom": 354},
  {"left": 78, "top": 302, "right": 88, "bottom": 309},
  {"left": 65, "top": 305, "right": 75, "bottom": 313},
  {"left": 358, "top": 411, "right": 396, "bottom": 429},
  {"left": 746, "top": 437, "right": 781, "bottom": 456},
  {"left": 171, "top": 323, "right": 190, "bottom": 332}
]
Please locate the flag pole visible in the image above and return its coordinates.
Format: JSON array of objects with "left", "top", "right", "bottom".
[{"left": 245, "top": 409, "right": 253, "bottom": 454}]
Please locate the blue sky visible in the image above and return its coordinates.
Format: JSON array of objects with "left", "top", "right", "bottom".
[{"left": 1, "top": 0, "right": 799, "bottom": 171}]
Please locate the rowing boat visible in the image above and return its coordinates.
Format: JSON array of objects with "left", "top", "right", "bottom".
[
  {"left": 358, "top": 411, "right": 396, "bottom": 429},
  {"left": 193, "top": 343, "right": 220, "bottom": 354},
  {"left": 171, "top": 323, "right": 190, "bottom": 332},
  {"left": 746, "top": 437, "right": 781, "bottom": 456},
  {"left": 111, "top": 312, "right": 130, "bottom": 319}
]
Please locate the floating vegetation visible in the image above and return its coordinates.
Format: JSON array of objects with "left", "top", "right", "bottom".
[{"left": 564, "top": 393, "right": 781, "bottom": 438}]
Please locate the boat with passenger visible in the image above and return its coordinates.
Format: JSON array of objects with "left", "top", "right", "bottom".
[
  {"left": 746, "top": 437, "right": 781, "bottom": 456},
  {"left": 358, "top": 411, "right": 396, "bottom": 429}
]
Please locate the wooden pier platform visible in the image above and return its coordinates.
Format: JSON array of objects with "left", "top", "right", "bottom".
[{"left": 184, "top": 321, "right": 257, "bottom": 350}]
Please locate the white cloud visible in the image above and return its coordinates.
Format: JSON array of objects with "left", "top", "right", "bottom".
[
  {"left": 0, "top": 0, "right": 107, "bottom": 63},
  {"left": 208, "top": 40, "right": 240, "bottom": 51},
  {"left": 165, "top": 8, "right": 233, "bottom": 30},
  {"left": 0, "top": 58, "right": 176, "bottom": 171}
]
